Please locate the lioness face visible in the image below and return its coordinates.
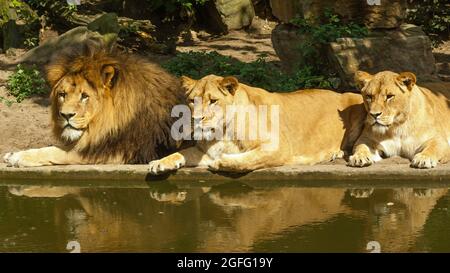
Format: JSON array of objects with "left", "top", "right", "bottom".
[
  {"left": 181, "top": 75, "right": 239, "bottom": 140},
  {"left": 51, "top": 66, "right": 116, "bottom": 143},
  {"left": 355, "top": 71, "right": 417, "bottom": 135}
]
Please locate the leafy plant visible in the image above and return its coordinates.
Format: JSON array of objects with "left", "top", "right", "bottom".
[
  {"left": 27, "top": 0, "right": 78, "bottom": 26},
  {"left": 290, "top": 10, "right": 368, "bottom": 72},
  {"left": 406, "top": 0, "right": 450, "bottom": 46},
  {"left": 163, "top": 51, "right": 333, "bottom": 92},
  {"left": 145, "top": 0, "right": 209, "bottom": 14},
  {"left": 0, "top": 96, "right": 14, "bottom": 107},
  {"left": 7, "top": 64, "right": 48, "bottom": 102},
  {"left": 23, "top": 36, "right": 38, "bottom": 48}
]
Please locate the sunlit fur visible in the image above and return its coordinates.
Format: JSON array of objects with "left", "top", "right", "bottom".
[
  {"left": 45, "top": 40, "right": 187, "bottom": 164},
  {"left": 2, "top": 40, "right": 186, "bottom": 167},
  {"left": 350, "top": 71, "right": 450, "bottom": 168},
  {"left": 149, "top": 74, "right": 367, "bottom": 173}
]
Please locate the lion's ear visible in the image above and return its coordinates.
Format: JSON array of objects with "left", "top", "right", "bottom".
[
  {"left": 46, "top": 63, "right": 66, "bottom": 88},
  {"left": 354, "top": 71, "right": 373, "bottom": 90},
  {"left": 102, "top": 65, "right": 116, "bottom": 88},
  {"left": 220, "top": 76, "right": 239, "bottom": 95},
  {"left": 181, "top": 76, "right": 196, "bottom": 94},
  {"left": 396, "top": 72, "right": 416, "bottom": 91}
]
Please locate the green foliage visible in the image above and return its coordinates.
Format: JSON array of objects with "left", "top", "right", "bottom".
[
  {"left": 146, "top": 0, "right": 208, "bottom": 13},
  {"left": 7, "top": 64, "right": 48, "bottom": 102},
  {"left": 27, "top": 0, "right": 77, "bottom": 24},
  {"left": 23, "top": 35, "right": 39, "bottom": 48},
  {"left": 290, "top": 10, "right": 368, "bottom": 71},
  {"left": 163, "top": 51, "right": 333, "bottom": 92},
  {"left": 407, "top": 0, "right": 450, "bottom": 46},
  {"left": 0, "top": 96, "right": 14, "bottom": 107}
]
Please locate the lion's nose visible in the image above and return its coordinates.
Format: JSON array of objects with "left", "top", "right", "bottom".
[
  {"left": 60, "top": 112, "right": 76, "bottom": 121},
  {"left": 370, "top": 111, "right": 382, "bottom": 119}
]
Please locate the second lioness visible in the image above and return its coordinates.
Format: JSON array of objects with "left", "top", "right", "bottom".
[{"left": 149, "top": 75, "right": 366, "bottom": 173}]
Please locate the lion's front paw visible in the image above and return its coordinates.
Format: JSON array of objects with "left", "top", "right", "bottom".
[
  {"left": 348, "top": 152, "right": 374, "bottom": 168},
  {"left": 148, "top": 156, "right": 185, "bottom": 175},
  {"left": 3, "top": 151, "right": 41, "bottom": 168},
  {"left": 411, "top": 153, "right": 437, "bottom": 169},
  {"left": 207, "top": 160, "right": 220, "bottom": 172}
]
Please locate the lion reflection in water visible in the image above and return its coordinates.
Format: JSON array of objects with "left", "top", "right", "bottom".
[{"left": 8, "top": 185, "right": 448, "bottom": 252}]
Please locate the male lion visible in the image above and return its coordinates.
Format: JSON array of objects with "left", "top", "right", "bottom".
[
  {"left": 349, "top": 71, "right": 450, "bottom": 169},
  {"left": 149, "top": 75, "right": 366, "bottom": 173},
  {"left": 3, "top": 41, "right": 185, "bottom": 167}
]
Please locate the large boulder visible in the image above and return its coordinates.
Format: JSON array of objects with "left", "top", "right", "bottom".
[
  {"left": 272, "top": 23, "right": 436, "bottom": 86},
  {"left": 269, "top": 0, "right": 407, "bottom": 29},
  {"left": 199, "top": 0, "right": 255, "bottom": 33},
  {"left": 328, "top": 24, "right": 436, "bottom": 86},
  {"left": 271, "top": 23, "right": 306, "bottom": 72},
  {"left": 16, "top": 27, "right": 107, "bottom": 64}
]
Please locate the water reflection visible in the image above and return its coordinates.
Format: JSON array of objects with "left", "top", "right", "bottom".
[{"left": 0, "top": 183, "right": 449, "bottom": 252}]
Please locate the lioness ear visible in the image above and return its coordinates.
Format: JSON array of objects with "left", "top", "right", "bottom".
[
  {"left": 354, "top": 71, "right": 373, "bottom": 90},
  {"left": 396, "top": 72, "right": 416, "bottom": 91},
  {"left": 181, "top": 75, "right": 196, "bottom": 94},
  {"left": 220, "top": 76, "right": 239, "bottom": 95},
  {"left": 102, "top": 65, "right": 116, "bottom": 88}
]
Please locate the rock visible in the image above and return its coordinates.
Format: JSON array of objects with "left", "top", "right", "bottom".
[
  {"left": 271, "top": 23, "right": 308, "bottom": 71},
  {"left": 2, "top": 20, "right": 22, "bottom": 50},
  {"left": 16, "top": 26, "right": 107, "bottom": 64},
  {"left": 269, "top": 0, "right": 407, "bottom": 29},
  {"left": 199, "top": 0, "right": 255, "bottom": 33},
  {"left": 87, "top": 13, "right": 120, "bottom": 36},
  {"left": 328, "top": 24, "right": 436, "bottom": 87},
  {"left": 272, "top": 23, "right": 436, "bottom": 86},
  {"left": 269, "top": 0, "right": 300, "bottom": 23}
]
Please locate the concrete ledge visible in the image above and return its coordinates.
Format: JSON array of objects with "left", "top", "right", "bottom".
[{"left": 1, "top": 158, "right": 449, "bottom": 188}]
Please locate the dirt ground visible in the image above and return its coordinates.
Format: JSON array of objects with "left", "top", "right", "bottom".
[{"left": 0, "top": 21, "right": 449, "bottom": 159}]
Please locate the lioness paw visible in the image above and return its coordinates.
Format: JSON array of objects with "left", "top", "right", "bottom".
[
  {"left": 3, "top": 151, "right": 42, "bottom": 168},
  {"left": 411, "top": 153, "right": 437, "bottom": 169},
  {"left": 148, "top": 156, "right": 185, "bottom": 175},
  {"left": 349, "top": 188, "right": 374, "bottom": 199},
  {"left": 348, "top": 152, "right": 374, "bottom": 167},
  {"left": 207, "top": 160, "right": 220, "bottom": 171}
]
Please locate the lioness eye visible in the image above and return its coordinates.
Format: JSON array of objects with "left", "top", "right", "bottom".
[
  {"left": 210, "top": 99, "right": 218, "bottom": 104},
  {"left": 386, "top": 94, "right": 395, "bottom": 101},
  {"left": 58, "top": 92, "right": 66, "bottom": 98},
  {"left": 366, "top": 94, "right": 373, "bottom": 101},
  {"left": 81, "top": 93, "right": 89, "bottom": 100}
]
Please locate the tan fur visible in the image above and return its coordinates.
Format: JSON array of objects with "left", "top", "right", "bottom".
[
  {"left": 3, "top": 41, "right": 185, "bottom": 167},
  {"left": 149, "top": 74, "right": 366, "bottom": 173},
  {"left": 349, "top": 70, "right": 450, "bottom": 168}
]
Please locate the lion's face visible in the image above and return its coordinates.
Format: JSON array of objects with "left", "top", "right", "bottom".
[
  {"left": 355, "top": 71, "right": 417, "bottom": 135},
  {"left": 51, "top": 66, "right": 116, "bottom": 143},
  {"left": 181, "top": 75, "right": 239, "bottom": 140}
]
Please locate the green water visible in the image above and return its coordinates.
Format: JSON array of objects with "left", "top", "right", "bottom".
[{"left": 0, "top": 182, "right": 449, "bottom": 253}]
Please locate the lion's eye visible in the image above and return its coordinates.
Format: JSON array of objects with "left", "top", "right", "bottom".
[
  {"left": 58, "top": 92, "right": 66, "bottom": 98},
  {"left": 210, "top": 99, "right": 218, "bottom": 104},
  {"left": 386, "top": 94, "right": 395, "bottom": 101},
  {"left": 81, "top": 93, "right": 89, "bottom": 100},
  {"left": 366, "top": 95, "right": 373, "bottom": 102}
]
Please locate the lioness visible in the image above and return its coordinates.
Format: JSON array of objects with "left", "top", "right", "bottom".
[
  {"left": 149, "top": 75, "right": 366, "bottom": 173},
  {"left": 3, "top": 40, "right": 185, "bottom": 167},
  {"left": 349, "top": 71, "right": 450, "bottom": 168}
]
